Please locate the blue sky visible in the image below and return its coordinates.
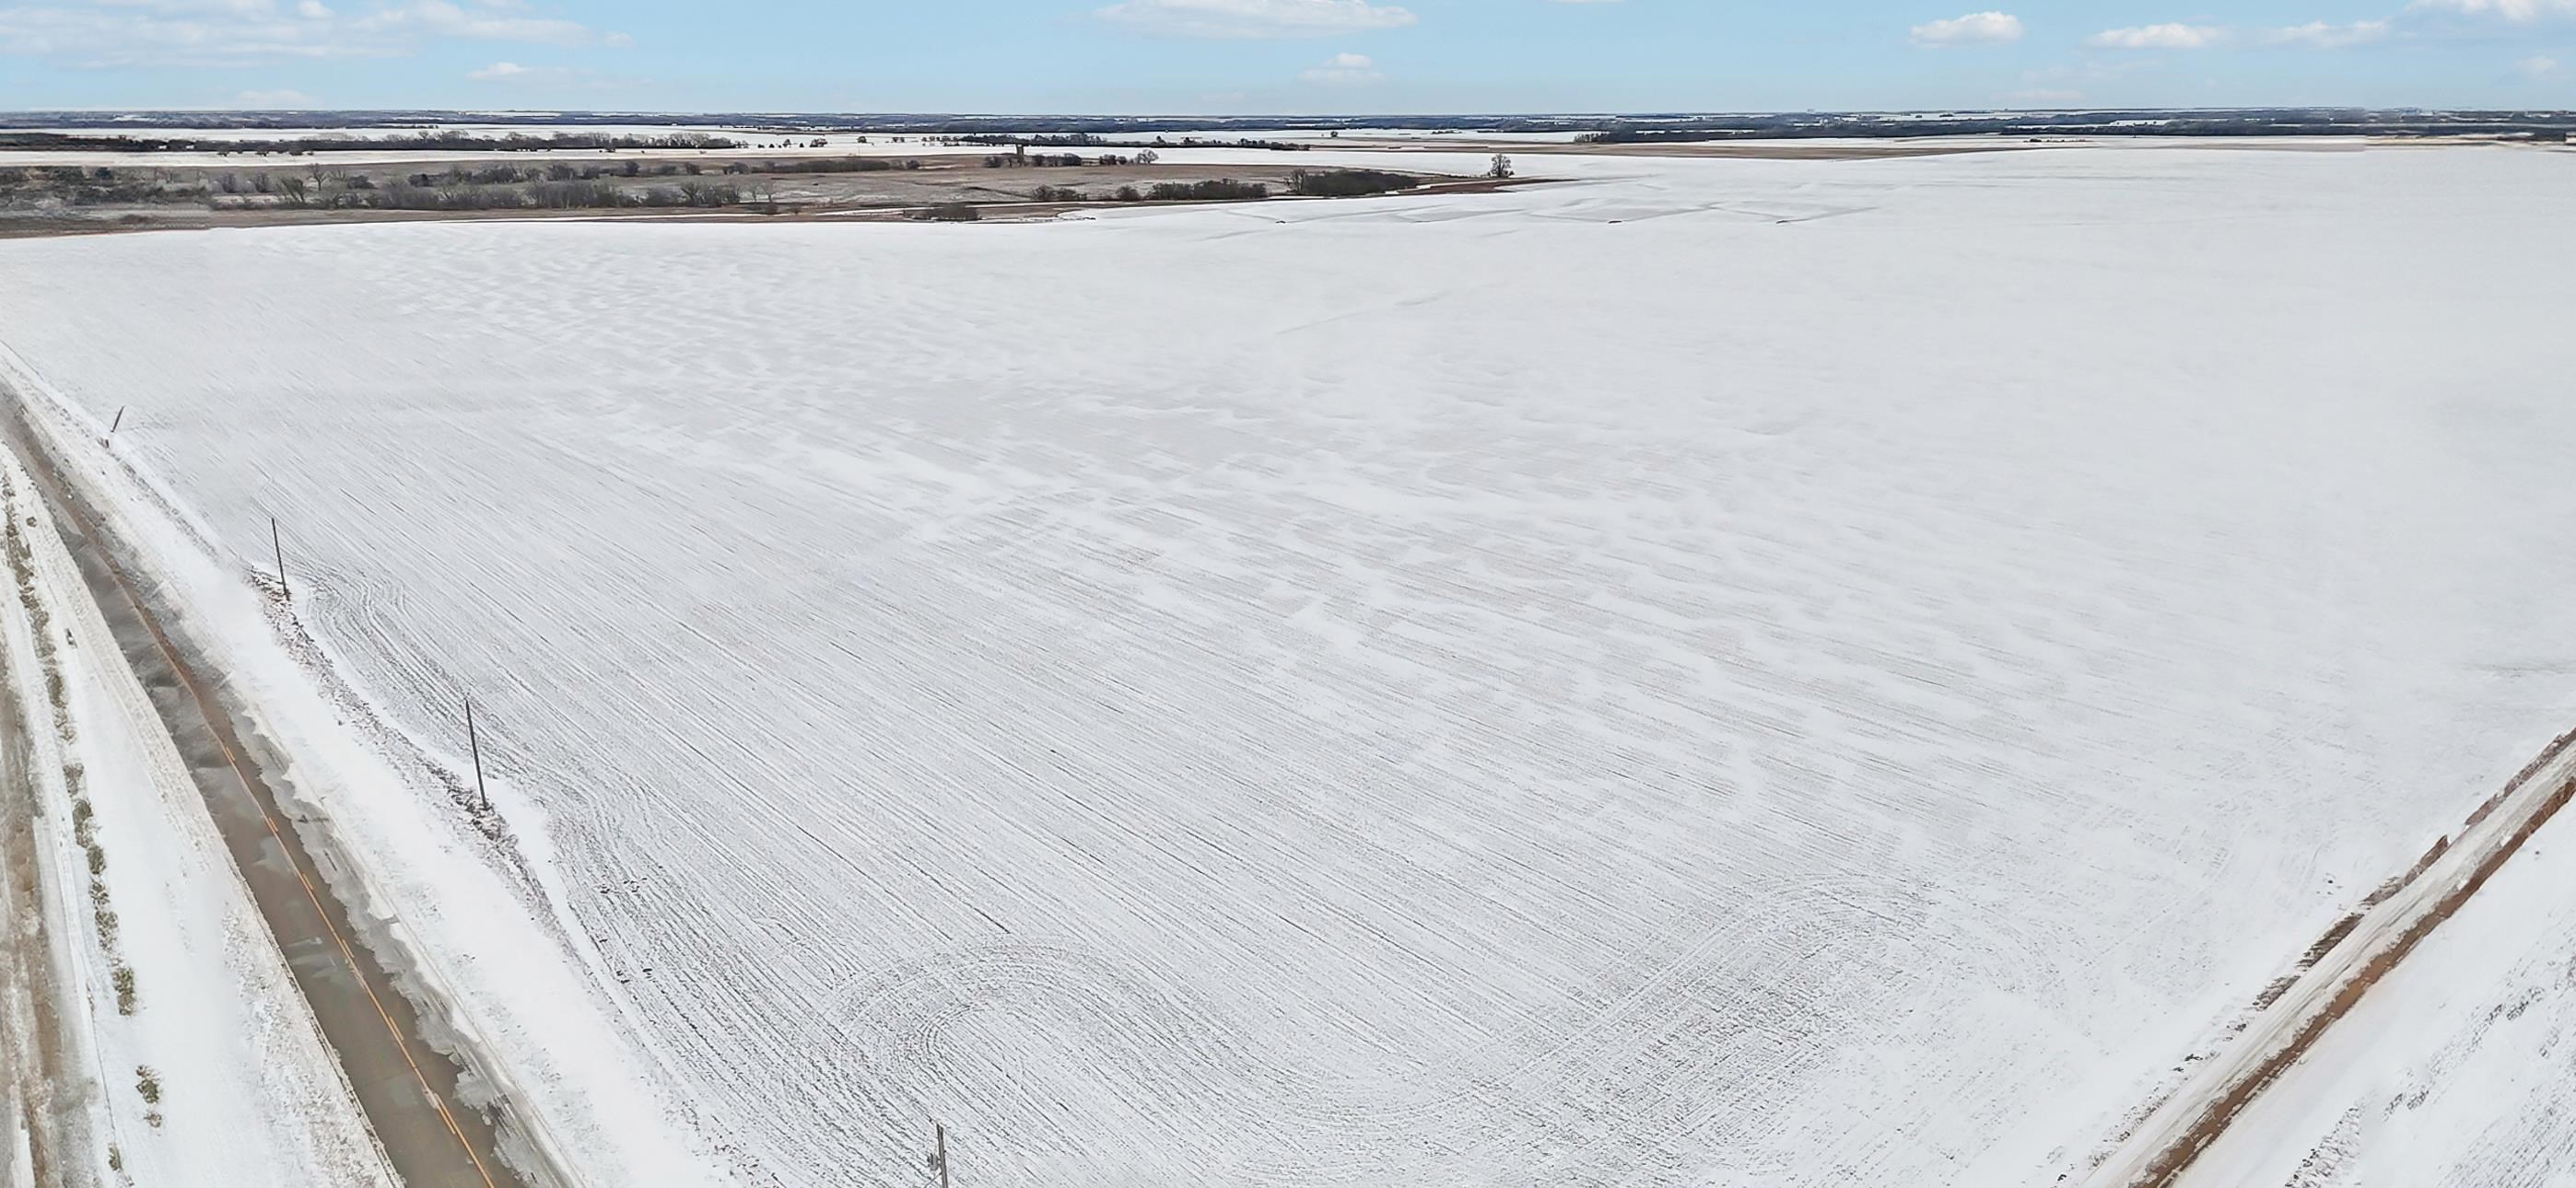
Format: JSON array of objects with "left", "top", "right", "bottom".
[{"left": 0, "top": 0, "right": 2568, "bottom": 113}]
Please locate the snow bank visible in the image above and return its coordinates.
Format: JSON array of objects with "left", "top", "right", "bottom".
[
  {"left": 2175, "top": 763, "right": 2576, "bottom": 1186},
  {"left": 0, "top": 452, "right": 392, "bottom": 1185}
]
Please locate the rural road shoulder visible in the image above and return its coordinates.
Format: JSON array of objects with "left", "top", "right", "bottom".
[{"left": 2080, "top": 727, "right": 2576, "bottom": 1188}]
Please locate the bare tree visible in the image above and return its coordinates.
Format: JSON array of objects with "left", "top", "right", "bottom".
[{"left": 1489, "top": 153, "right": 1515, "bottom": 181}]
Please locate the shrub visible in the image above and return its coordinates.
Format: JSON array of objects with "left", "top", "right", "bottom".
[
  {"left": 1286, "top": 169, "right": 1419, "bottom": 198},
  {"left": 911, "top": 203, "right": 981, "bottom": 222},
  {"left": 343, "top": 180, "right": 743, "bottom": 212},
  {"left": 1145, "top": 180, "right": 1267, "bottom": 202},
  {"left": 758, "top": 157, "right": 897, "bottom": 175}
]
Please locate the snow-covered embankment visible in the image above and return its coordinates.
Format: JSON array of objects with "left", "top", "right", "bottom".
[{"left": 0, "top": 445, "right": 393, "bottom": 1185}]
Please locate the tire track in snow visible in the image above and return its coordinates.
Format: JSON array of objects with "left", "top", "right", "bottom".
[{"left": 804, "top": 869, "right": 2067, "bottom": 1186}]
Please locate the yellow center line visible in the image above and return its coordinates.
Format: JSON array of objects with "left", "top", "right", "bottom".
[{"left": 41, "top": 465, "right": 501, "bottom": 1188}]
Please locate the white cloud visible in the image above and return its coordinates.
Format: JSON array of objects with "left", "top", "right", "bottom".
[
  {"left": 463, "top": 59, "right": 643, "bottom": 89},
  {"left": 2520, "top": 52, "right": 2559, "bottom": 74},
  {"left": 2084, "top": 22, "right": 2227, "bottom": 48},
  {"left": 1094, "top": 0, "right": 1416, "bottom": 39},
  {"left": 2264, "top": 18, "right": 2392, "bottom": 45},
  {"left": 358, "top": 0, "right": 591, "bottom": 47},
  {"left": 0, "top": 0, "right": 608, "bottom": 66},
  {"left": 0, "top": 2, "right": 379, "bottom": 65},
  {"left": 1300, "top": 49, "right": 1382, "bottom": 83},
  {"left": 2409, "top": 0, "right": 2575, "bottom": 20},
  {"left": 232, "top": 87, "right": 315, "bottom": 106},
  {"left": 1910, "top": 10, "right": 2023, "bottom": 46},
  {"left": 603, "top": 29, "right": 631, "bottom": 47}
]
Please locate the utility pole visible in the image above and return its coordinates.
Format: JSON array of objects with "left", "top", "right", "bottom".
[
  {"left": 271, "top": 517, "right": 288, "bottom": 602},
  {"left": 930, "top": 1123, "right": 950, "bottom": 1188},
  {"left": 463, "top": 696, "right": 491, "bottom": 814},
  {"left": 107, "top": 407, "right": 124, "bottom": 440}
]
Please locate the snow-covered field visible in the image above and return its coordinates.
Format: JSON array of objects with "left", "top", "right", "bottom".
[{"left": 0, "top": 143, "right": 2570, "bottom": 1187}]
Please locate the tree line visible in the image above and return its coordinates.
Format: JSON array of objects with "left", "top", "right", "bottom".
[
  {"left": 1027, "top": 179, "right": 1272, "bottom": 204},
  {"left": 1022, "top": 169, "right": 1425, "bottom": 206},
  {"left": 1285, "top": 169, "right": 1419, "bottom": 197},
  {"left": 957, "top": 133, "right": 1311, "bottom": 152},
  {"left": 0, "top": 131, "right": 745, "bottom": 156}
]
